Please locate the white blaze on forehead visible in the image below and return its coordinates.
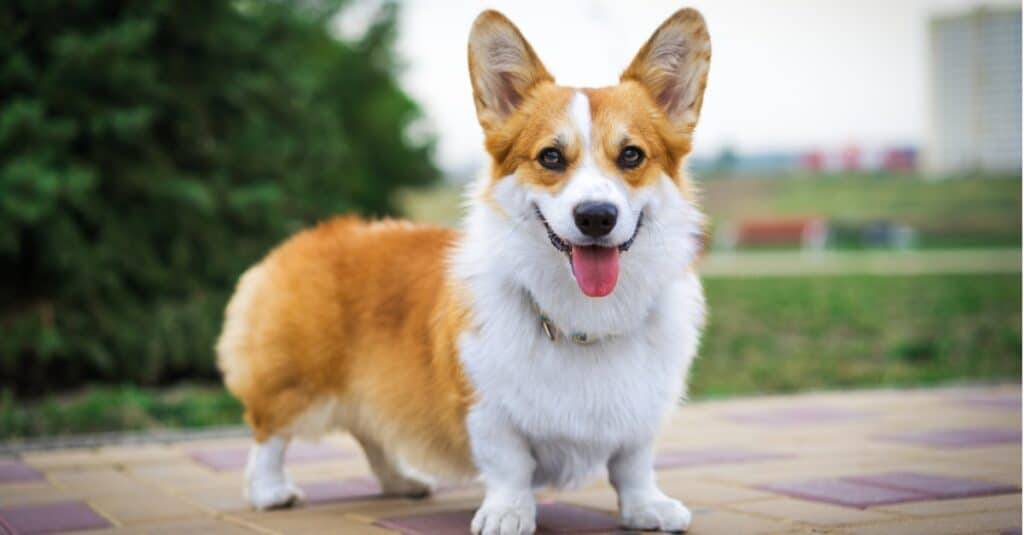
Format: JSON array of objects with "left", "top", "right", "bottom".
[{"left": 569, "top": 91, "right": 592, "bottom": 150}]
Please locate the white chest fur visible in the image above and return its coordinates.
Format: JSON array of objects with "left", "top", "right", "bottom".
[{"left": 458, "top": 274, "right": 704, "bottom": 488}]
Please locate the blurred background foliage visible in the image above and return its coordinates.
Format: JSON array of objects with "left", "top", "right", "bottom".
[
  {"left": 0, "top": 0, "right": 438, "bottom": 396},
  {"left": 0, "top": 0, "right": 1019, "bottom": 440}
]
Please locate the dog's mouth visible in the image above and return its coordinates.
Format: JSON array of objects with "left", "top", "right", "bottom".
[{"left": 534, "top": 206, "right": 643, "bottom": 298}]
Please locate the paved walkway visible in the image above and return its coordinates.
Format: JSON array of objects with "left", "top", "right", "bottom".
[
  {"left": 1, "top": 385, "right": 1020, "bottom": 534},
  {"left": 699, "top": 248, "right": 1021, "bottom": 277}
]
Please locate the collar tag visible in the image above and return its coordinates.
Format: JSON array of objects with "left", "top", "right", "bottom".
[{"left": 540, "top": 316, "right": 556, "bottom": 341}]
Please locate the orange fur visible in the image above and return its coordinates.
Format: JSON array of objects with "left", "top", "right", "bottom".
[{"left": 217, "top": 217, "right": 476, "bottom": 478}]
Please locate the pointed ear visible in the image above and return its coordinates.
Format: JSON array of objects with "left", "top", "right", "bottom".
[
  {"left": 621, "top": 8, "right": 711, "bottom": 133},
  {"left": 468, "top": 10, "right": 553, "bottom": 129}
]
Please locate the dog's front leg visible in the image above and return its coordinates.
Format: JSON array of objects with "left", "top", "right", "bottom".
[
  {"left": 609, "top": 442, "right": 691, "bottom": 532},
  {"left": 468, "top": 408, "right": 537, "bottom": 535}
]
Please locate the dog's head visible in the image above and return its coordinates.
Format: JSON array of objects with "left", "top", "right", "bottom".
[{"left": 465, "top": 9, "right": 709, "bottom": 313}]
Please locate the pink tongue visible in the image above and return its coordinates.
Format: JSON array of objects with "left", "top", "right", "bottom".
[{"left": 570, "top": 246, "right": 620, "bottom": 297}]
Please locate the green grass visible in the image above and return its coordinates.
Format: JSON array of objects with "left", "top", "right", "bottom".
[
  {"left": 691, "top": 273, "right": 1022, "bottom": 397},
  {"left": 0, "top": 384, "right": 241, "bottom": 439},
  {"left": 2, "top": 273, "right": 1018, "bottom": 440},
  {"left": 700, "top": 174, "right": 1021, "bottom": 248}
]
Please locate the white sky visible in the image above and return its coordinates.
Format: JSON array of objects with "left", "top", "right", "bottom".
[{"left": 342, "top": 0, "right": 1020, "bottom": 175}]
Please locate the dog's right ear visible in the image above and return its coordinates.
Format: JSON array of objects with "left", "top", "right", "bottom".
[{"left": 468, "top": 10, "right": 553, "bottom": 130}]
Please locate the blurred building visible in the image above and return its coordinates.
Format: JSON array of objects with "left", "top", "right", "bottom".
[{"left": 926, "top": 7, "right": 1022, "bottom": 175}]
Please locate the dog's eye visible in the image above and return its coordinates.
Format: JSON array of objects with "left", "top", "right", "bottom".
[
  {"left": 617, "top": 146, "right": 645, "bottom": 169},
  {"left": 537, "top": 148, "right": 567, "bottom": 171}
]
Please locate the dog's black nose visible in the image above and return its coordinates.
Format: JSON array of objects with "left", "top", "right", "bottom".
[{"left": 573, "top": 202, "right": 618, "bottom": 238}]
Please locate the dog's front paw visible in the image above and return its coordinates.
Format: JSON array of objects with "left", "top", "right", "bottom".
[
  {"left": 471, "top": 502, "right": 536, "bottom": 535},
  {"left": 246, "top": 479, "right": 305, "bottom": 510},
  {"left": 620, "top": 495, "right": 691, "bottom": 532}
]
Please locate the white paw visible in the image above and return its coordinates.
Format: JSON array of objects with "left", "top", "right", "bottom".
[
  {"left": 621, "top": 496, "right": 692, "bottom": 532},
  {"left": 471, "top": 503, "right": 536, "bottom": 535},
  {"left": 246, "top": 479, "right": 305, "bottom": 510}
]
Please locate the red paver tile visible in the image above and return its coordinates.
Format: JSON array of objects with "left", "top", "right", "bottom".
[
  {"left": 374, "top": 502, "right": 618, "bottom": 534},
  {"left": 845, "top": 472, "right": 1019, "bottom": 500},
  {"left": 300, "top": 477, "right": 381, "bottom": 505},
  {"left": 188, "top": 441, "right": 352, "bottom": 471},
  {"left": 0, "top": 462, "right": 42, "bottom": 484},
  {"left": 758, "top": 478, "right": 928, "bottom": 509},
  {"left": 0, "top": 501, "right": 111, "bottom": 534},
  {"left": 375, "top": 509, "right": 474, "bottom": 535},
  {"left": 725, "top": 407, "right": 866, "bottom": 425},
  {"left": 655, "top": 447, "right": 789, "bottom": 469},
  {"left": 876, "top": 428, "right": 1021, "bottom": 448},
  {"left": 534, "top": 501, "right": 618, "bottom": 532}
]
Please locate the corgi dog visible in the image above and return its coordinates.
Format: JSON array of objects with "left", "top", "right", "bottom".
[{"left": 217, "top": 7, "right": 710, "bottom": 534}]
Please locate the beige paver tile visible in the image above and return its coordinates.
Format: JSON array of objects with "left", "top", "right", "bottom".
[
  {"left": 21, "top": 449, "right": 111, "bottom": 470},
  {"left": 48, "top": 467, "right": 155, "bottom": 496},
  {"left": 875, "top": 493, "right": 1021, "bottom": 517},
  {"left": 130, "top": 461, "right": 239, "bottom": 490},
  {"left": 657, "top": 474, "right": 779, "bottom": 505},
  {"left": 89, "top": 492, "right": 207, "bottom": 525},
  {"left": 176, "top": 483, "right": 250, "bottom": 513},
  {"left": 229, "top": 506, "right": 398, "bottom": 534},
  {"left": 288, "top": 460, "right": 368, "bottom": 482},
  {"left": 728, "top": 498, "right": 902, "bottom": 526},
  {"left": 94, "top": 444, "right": 184, "bottom": 466},
  {"left": 73, "top": 518, "right": 261, "bottom": 535},
  {"left": 843, "top": 509, "right": 1020, "bottom": 535},
  {"left": 0, "top": 480, "right": 77, "bottom": 505},
  {"left": 686, "top": 506, "right": 788, "bottom": 535}
]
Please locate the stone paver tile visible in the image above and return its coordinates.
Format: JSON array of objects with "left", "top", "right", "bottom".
[
  {"left": 534, "top": 501, "right": 619, "bottom": 532},
  {"left": 130, "top": 462, "right": 238, "bottom": 489},
  {"left": 231, "top": 507, "right": 397, "bottom": 535},
  {"left": 19, "top": 450, "right": 113, "bottom": 472},
  {"left": 876, "top": 428, "right": 1021, "bottom": 448},
  {"left": 846, "top": 472, "right": 1019, "bottom": 500},
  {"left": 0, "top": 481, "right": 78, "bottom": 507},
  {"left": 0, "top": 501, "right": 112, "bottom": 534},
  {"left": 758, "top": 478, "right": 928, "bottom": 508},
  {"left": 374, "top": 502, "right": 618, "bottom": 534},
  {"left": 686, "top": 506, "right": 786, "bottom": 535},
  {"left": 876, "top": 493, "right": 1021, "bottom": 516},
  {"left": 134, "top": 518, "right": 260, "bottom": 534},
  {"left": 288, "top": 461, "right": 369, "bottom": 483},
  {"left": 729, "top": 497, "right": 901, "bottom": 526},
  {"left": 48, "top": 468, "right": 151, "bottom": 496},
  {"left": 374, "top": 508, "right": 474, "bottom": 534},
  {"left": 189, "top": 440, "right": 352, "bottom": 471},
  {"left": 93, "top": 445, "right": 183, "bottom": 466},
  {"left": 89, "top": 492, "right": 204, "bottom": 525},
  {"left": 656, "top": 475, "right": 778, "bottom": 505},
  {"left": 0, "top": 461, "right": 43, "bottom": 484},
  {"left": 301, "top": 477, "right": 382, "bottom": 505},
  {"left": 177, "top": 484, "right": 250, "bottom": 513},
  {"left": 844, "top": 508, "right": 1020, "bottom": 535},
  {"left": 724, "top": 406, "right": 867, "bottom": 425},
  {"left": 655, "top": 448, "right": 790, "bottom": 470},
  {"left": 1000, "top": 528, "right": 1022, "bottom": 535}
]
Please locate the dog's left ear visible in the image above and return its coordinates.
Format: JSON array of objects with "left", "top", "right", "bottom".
[{"left": 621, "top": 9, "right": 711, "bottom": 134}]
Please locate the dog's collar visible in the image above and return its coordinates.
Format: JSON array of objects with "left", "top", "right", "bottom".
[{"left": 525, "top": 291, "right": 616, "bottom": 345}]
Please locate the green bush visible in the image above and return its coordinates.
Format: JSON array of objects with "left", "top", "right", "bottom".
[{"left": 0, "top": 0, "right": 439, "bottom": 395}]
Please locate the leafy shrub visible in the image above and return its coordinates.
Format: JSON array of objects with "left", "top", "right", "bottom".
[{"left": 0, "top": 0, "right": 439, "bottom": 395}]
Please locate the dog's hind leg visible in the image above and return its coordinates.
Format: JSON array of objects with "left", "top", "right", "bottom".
[
  {"left": 355, "top": 435, "right": 432, "bottom": 498},
  {"left": 244, "top": 435, "right": 304, "bottom": 510}
]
